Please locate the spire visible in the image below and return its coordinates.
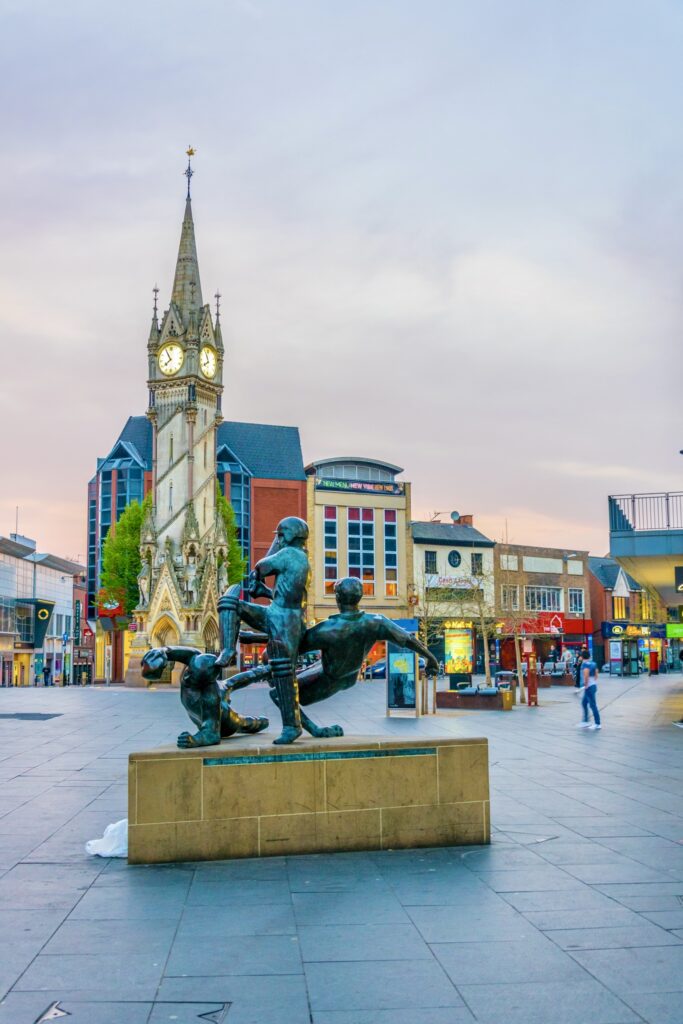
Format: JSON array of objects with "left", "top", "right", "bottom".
[
  {"left": 171, "top": 148, "right": 203, "bottom": 318},
  {"left": 148, "top": 285, "right": 160, "bottom": 348}
]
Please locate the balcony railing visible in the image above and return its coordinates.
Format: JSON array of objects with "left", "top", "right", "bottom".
[{"left": 609, "top": 492, "right": 683, "bottom": 533}]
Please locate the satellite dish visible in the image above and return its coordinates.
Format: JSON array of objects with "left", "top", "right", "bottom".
[{"left": 451, "top": 511, "right": 460, "bottom": 522}]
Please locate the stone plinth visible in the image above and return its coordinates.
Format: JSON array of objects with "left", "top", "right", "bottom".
[{"left": 128, "top": 734, "right": 490, "bottom": 863}]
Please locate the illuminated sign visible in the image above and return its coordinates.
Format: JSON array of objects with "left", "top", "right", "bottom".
[
  {"left": 445, "top": 624, "right": 473, "bottom": 675},
  {"left": 601, "top": 621, "right": 666, "bottom": 639},
  {"left": 666, "top": 623, "right": 683, "bottom": 638},
  {"left": 675, "top": 567, "right": 683, "bottom": 593},
  {"left": 316, "top": 478, "right": 405, "bottom": 496}
]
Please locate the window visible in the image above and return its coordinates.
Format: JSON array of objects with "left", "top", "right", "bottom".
[
  {"left": 348, "top": 507, "right": 374, "bottom": 596},
  {"left": 0, "top": 596, "right": 14, "bottom": 634},
  {"left": 384, "top": 509, "right": 398, "bottom": 597},
  {"left": 323, "top": 506, "right": 338, "bottom": 595},
  {"left": 55, "top": 613, "right": 64, "bottom": 637},
  {"left": 525, "top": 586, "right": 563, "bottom": 612},
  {"left": 471, "top": 552, "right": 483, "bottom": 576},
  {"left": 501, "top": 554, "right": 518, "bottom": 571},
  {"left": 168, "top": 482, "right": 173, "bottom": 514},
  {"left": 501, "top": 585, "right": 519, "bottom": 611},
  {"left": 65, "top": 615, "right": 71, "bottom": 636},
  {"left": 639, "top": 592, "right": 654, "bottom": 621},
  {"left": 169, "top": 434, "right": 174, "bottom": 464},
  {"left": 568, "top": 588, "right": 584, "bottom": 614},
  {"left": 15, "top": 605, "right": 33, "bottom": 643},
  {"left": 612, "top": 595, "right": 627, "bottom": 620},
  {"left": 424, "top": 550, "right": 437, "bottom": 574},
  {"left": 204, "top": 439, "right": 207, "bottom": 469}
]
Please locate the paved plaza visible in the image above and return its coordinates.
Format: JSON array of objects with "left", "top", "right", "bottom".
[{"left": 0, "top": 675, "right": 682, "bottom": 1024}]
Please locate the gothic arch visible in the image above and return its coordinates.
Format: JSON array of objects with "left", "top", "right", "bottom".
[
  {"left": 152, "top": 615, "right": 180, "bottom": 649},
  {"left": 203, "top": 616, "right": 219, "bottom": 653}
]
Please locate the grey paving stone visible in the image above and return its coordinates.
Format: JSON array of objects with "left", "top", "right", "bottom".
[
  {"left": 548, "top": 923, "right": 682, "bottom": 950},
  {"left": 406, "top": 903, "right": 537, "bottom": 942},
  {"left": 570, "top": 945, "right": 683, "bottom": 994},
  {"left": 432, "top": 936, "right": 590, "bottom": 985},
  {"left": 156, "top": 973, "right": 311, "bottom": 1020},
  {"left": 15, "top": 952, "right": 165, "bottom": 997},
  {"left": 522, "top": 907, "right": 643, "bottom": 931},
  {"left": 312, "top": 1009, "right": 475, "bottom": 1023},
  {"left": 176, "top": 902, "right": 297, "bottom": 937},
  {"left": 186, "top": 878, "right": 292, "bottom": 905},
  {"left": 298, "top": 922, "right": 429, "bottom": 962},
  {"left": 477, "top": 866, "right": 584, "bottom": 892},
  {"left": 147, "top": 1004, "right": 233, "bottom": 1024},
  {"left": 457, "top": 979, "right": 640, "bottom": 1024},
  {"left": 562, "top": 861, "right": 676, "bottom": 884},
  {"left": 165, "top": 932, "right": 303, "bottom": 976},
  {"left": 292, "top": 890, "right": 410, "bottom": 926},
  {"left": 68, "top": 887, "right": 189, "bottom": 919},
  {"left": 641, "top": 909, "right": 683, "bottom": 929},
  {"left": 537, "top": 841, "right": 628, "bottom": 865},
  {"left": 42, "top": 917, "right": 179, "bottom": 956},
  {"left": 620, "top": 990, "right": 683, "bottom": 1024},
  {"left": 0, "top": 995, "right": 150, "bottom": 1024},
  {"left": 305, "top": 959, "right": 463, "bottom": 1012}
]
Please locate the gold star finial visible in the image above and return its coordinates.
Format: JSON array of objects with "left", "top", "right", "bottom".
[{"left": 184, "top": 147, "right": 196, "bottom": 199}]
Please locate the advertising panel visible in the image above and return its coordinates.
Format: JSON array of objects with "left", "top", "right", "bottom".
[
  {"left": 665, "top": 623, "right": 683, "bottom": 638},
  {"left": 444, "top": 623, "right": 473, "bottom": 676},
  {"left": 386, "top": 643, "right": 417, "bottom": 710}
]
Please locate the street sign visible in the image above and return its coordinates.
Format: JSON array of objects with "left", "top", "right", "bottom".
[{"left": 62, "top": 632, "right": 69, "bottom": 645}]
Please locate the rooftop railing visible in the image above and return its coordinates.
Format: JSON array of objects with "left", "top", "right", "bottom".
[{"left": 609, "top": 492, "right": 683, "bottom": 533}]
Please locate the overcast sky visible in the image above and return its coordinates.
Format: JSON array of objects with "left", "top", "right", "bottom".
[{"left": 1, "top": 0, "right": 681, "bottom": 562}]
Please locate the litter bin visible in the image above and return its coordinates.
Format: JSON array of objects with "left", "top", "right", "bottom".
[{"left": 501, "top": 690, "right": 514, "bottom": 711}]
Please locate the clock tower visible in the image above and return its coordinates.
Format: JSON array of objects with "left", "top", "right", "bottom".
[{"left": 127, "top": 152, "right": 228, "bottom": 681}]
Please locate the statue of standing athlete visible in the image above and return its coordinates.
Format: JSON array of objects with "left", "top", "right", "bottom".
[{"left": 216, "top": 516, "right": 309, "bottom": 745}]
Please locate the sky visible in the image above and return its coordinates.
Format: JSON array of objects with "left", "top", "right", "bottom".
[{"left": 1, "top": 0, "right": 682, "bottom": 562}]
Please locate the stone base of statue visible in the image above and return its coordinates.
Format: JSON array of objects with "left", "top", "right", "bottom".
[{"left": 128, "top": 734, "right": 490, "bottom": 863}]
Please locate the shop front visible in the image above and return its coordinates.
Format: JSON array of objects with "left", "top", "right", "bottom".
[
  {"left": 665, "top": 623, "right": 683, "bottom": 669},
  {"left": 497, "top": 614, "right": 592, "bottom": 674},
  {"left": 600, "top": 621, "right": 667, "bottom": 675}
]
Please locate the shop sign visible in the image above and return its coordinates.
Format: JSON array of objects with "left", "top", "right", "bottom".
[
  {"left": 33, "top": 601, "right": 55, "bottom": 649},
  {"left": 74, "top": 599, "right": 81, "bottom": 645},
  {"left": 315, "top": 478, "right": 405, "bottom": 496},
  {"left": 129, "top": 621, "right": 138, "bottom": 632},
  {"left": 426, "top": 574, "right": 473, "bottom": 589},
  {"left": 601, "top": 621, "right": 666, "bottom": 639},
  {"left": 666, "top": 623, "right": 683, "bottom": 638},
  {"left": 444, "top": 624, "right": 473, "bottom": 675},
  {"left": 675, "top": 567, "right": 683, "bottom": 593},
  {"left": 521, "top": 612, "right": 566, "bottom": 635}
]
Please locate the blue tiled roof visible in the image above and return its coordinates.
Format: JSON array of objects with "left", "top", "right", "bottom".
[
  {"left": 588, "top": 556, "right": 641, "bottom": 592},
  {"left": 102, "top": 417, "right": 306, "bottom": 481},
  {"left": 117, "top": 416, "right": 153, "bottom": 466},
  {"left": 217, "top": 421, "right": 306, "bottom": 481}
]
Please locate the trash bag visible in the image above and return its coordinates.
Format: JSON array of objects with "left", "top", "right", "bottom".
[{"left": 86, "top": 818, "right": 128, "bottom": 858}]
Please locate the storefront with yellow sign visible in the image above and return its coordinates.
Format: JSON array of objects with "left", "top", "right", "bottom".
[{"left": 600, "top": 621, "right": 666, "bottom": 675}]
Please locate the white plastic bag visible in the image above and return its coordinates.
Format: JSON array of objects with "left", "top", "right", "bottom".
[{"left": 86, "top": 818, "right": 128, "bottom": 858}]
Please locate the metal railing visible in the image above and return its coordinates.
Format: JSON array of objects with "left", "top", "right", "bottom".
[{"left": 609, "top": 492, "right": 683, "bottom": 533}]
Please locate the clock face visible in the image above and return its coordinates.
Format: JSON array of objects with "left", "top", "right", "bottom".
[
  {"left": 200, "top": 346, "right": 217, "bottom": 379},
  {"left": 158, "top": 342, "right": 184, "bottom": 376}
]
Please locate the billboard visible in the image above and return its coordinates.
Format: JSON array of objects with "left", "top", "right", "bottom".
[{"left": 444, "top": 624, "right": 473, "bottom": 676}]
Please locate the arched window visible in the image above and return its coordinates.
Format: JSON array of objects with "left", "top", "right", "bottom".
[
  {"left": 169, "top": 434, "right": 174, "bottom": 465},
  {"left": 203, "top": 495, "right": 207, "bottom": 525},
  {"left": 168, "top": 482, "right": 173, "bottom": 513},
  {"left": 204, "top": 439, "right": 207, "bottom": 469}
]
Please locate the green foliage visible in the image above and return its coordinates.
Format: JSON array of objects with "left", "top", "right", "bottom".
[
  {"left": 216, "top": 483, "right": 246, "bottom": 585},
  {"left": 100, "top": 494, "right": 152, "bottom": 616}
]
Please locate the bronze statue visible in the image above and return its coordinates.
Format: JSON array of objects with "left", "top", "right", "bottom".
[
  {"left": 216, "top": 516, "right": 309, "bottom": 744},
  {"left": 140, "top": 645, "right": 268, "bottom": 748},
  {"left": 228, "top": 576, "right": 438, "bottom": 739}
]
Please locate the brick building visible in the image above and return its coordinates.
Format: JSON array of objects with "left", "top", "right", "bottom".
[
  {"left": 494, "top": 543, "right": 592, "bottom": 672},
  {"left": 588, "top": 556, "right": 668, "bottom": 674}
]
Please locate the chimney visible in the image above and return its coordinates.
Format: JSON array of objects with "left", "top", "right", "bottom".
[{"left": 459, "top": 515, "right": 474, "bottom": 527}]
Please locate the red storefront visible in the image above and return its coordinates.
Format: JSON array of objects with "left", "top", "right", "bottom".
[{"left": 498, "top": 613, "right": 593, "bottom": 671}]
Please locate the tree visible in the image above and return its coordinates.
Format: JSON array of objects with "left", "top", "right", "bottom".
[
  {"left": 496, "top": 545, "right": 530, "bottom": 703},
  {"left": 412, "top": 564, "right": 497, "bottom": 684},
  {"left": 100, "top": 494, "right": 152, "bottom": 615},
  {"left": 215, "top": 483, "right": 246, "bottom": 585}
]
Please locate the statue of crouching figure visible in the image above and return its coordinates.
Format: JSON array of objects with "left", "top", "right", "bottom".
[{"left": 141, "top": 646, "right": 269, "bottom": 749}]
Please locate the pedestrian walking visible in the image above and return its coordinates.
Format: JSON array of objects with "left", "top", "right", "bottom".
[{"left": 576, "top": 648, "right": 601, "bottom": 730}]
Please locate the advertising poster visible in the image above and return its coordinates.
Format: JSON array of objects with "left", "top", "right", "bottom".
[
  {"left": 445, "top": 624, "right": 473, "bottom": 678},
  {"left": 387, "top": 643, "right": 417, "bottom": 710}
]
